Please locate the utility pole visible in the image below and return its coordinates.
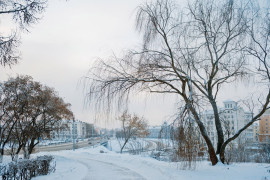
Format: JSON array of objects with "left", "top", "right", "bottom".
[
  {"left": 73, "top": 119, "right": 75, "bottom": 151},
  {"left": 92, "top": 123, "right": 94, "bottom": 148}
]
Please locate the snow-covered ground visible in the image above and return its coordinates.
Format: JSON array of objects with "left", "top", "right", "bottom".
[
  {"left": 28, "top": 143, "right": 270, "bottom": 180},
  {"left": 108, "top": 138, "right": 148, "bottom": 152}
]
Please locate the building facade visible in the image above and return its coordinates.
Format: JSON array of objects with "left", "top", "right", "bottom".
[
  {"left": 253, "top": 123, "right": 259, "bottom": 142},
  {"left": 148, "top": 126, "right": 161, "bottom": 138},
  {"left": 50, "top": 120, "right": 97, "bottom": 140},
  {"left": 259, "top": 109, "right": 270, "bottom": 142},
  {"left": 201, "top": 100, "right": 253, "bottom": 146}
]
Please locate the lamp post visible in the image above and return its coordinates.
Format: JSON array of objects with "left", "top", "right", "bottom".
[
  {"left": 92, "top": 123, "right": 94, "bottom": 148},
  {"left": 73, "top": 119, "right": 75, "bottom": 151}
]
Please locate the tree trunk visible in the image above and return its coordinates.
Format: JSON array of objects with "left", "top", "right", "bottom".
[
  {"left": 23, "top": 146, "right": 30, "bottom": 159},
  {"left": 189, "top": 104, "right": 218, "bottom": 165},
  {"left": 28, "top": 138, "right": 37, "bottom": 155},
  {"left": 209, "top": 96, "right": 224, "bottom": 154},
  {"left": 0, "top": 148, "right": 3, "bottom": 163},
  {"left": 219, "top": 143, "right": 227, "bottom": 163},
  {"left": 14, "top": 154, "right": 18, "bottom": 162},
  {"left": 14, "top": 144, "right": 24, "bottom": 161},
  {"left": 16, "top": 144, "right": 23, "bottom": 155},
  {"left": 120, "top": 139, "right": 129, "bottom": 154}
]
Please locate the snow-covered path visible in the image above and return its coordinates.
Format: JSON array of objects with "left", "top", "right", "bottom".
[
  {"left": 33, "top": 145, "right": 270, "bottom": 180},
  {"left": 34, "top": 146, "right": 178, "bottom": 180},
  {"left": 69, "top": 154, "right": 146, "bottom": 180}
]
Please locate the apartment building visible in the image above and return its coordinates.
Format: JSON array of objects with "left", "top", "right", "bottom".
[
  {"left": 50, "top": 120, "right": 97, "bottom": 140},
  {"left": 201, "top": 100, "right": 253, "bottom": 146},
  {"left": 253, "top": 123, "right": 259, "bottom": 142},
  {"left": 258, "top": 109, "right": 270, "bottom": 142}
]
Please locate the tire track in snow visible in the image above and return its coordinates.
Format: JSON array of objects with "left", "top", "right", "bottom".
[{"left": 69, "top": 155, "right": 147, "bottom": 180}]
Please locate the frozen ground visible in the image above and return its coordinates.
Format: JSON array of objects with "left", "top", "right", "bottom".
[{"left": 29, "top": 143, "right": 270, "bottom": 180}]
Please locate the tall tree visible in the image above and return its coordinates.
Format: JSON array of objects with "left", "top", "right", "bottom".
[
  {"left": 0, "top": 75, "right": 73, "bottom": 161},
  {"left": 85, "top": 0, "right": 270, "bottom": 165}
]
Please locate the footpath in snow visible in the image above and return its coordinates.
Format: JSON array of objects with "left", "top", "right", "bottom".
[{"left": 32, "top": 143, "right": 270, "bottom": 180}]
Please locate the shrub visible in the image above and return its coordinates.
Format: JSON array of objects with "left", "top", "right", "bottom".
[{"left": 0, "top": 155, "right": 55, "bottom": 180}]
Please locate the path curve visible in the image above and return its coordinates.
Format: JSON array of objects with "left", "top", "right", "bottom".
[{"left": 69, "top": 155, "right": 146, "bottom": 180}]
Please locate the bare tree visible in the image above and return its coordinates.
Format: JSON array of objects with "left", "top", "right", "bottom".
[
  {"left": 85, "top": 0, "right": 270, "bottom": 165},
  {"left": 116, "top": 111, "right": 149, "bottom": 153},
  {"left": 217, "top": 1, "right": 270, "bottom": 163},
  {"left": 0, "top": 76, "right": 29, "bottom": 162},
  {"left": 0, "top": 0, "right": 47, "bottom": 66}
]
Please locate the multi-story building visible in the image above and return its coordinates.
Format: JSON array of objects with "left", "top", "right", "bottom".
[
  {"left": 85, "top": 123, "right": 96, "bottom": 138},
  {"left": 148, "top": 122, "right": 172, "bottom": 139},
  {"left": 253, "top": 123, "right": 259, "bottom": 142},
  {"left": 258, "top": 109, "right": 270, "bottom": 142},
  {"left": 148, "top": 126, "right": 161, "bottom": 138},
  {"left": 72, "top": 120, "right": 87, "bottom": 139},
  {"left": 50, "top": 120, "right": 97, "bottom": 140},
  {"left": 244, "top": 112, "right": 254, "bottom": 143},
  {"left": 201, "top": 100, "right": 253, "bottom": 146},
  {"left": 50, "top": 120, "right": 72, "bottom": 140}
]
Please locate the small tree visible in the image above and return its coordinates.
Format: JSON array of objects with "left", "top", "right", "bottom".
[{"left": 116, "top": 111, "right": 149, "bottom": 153}]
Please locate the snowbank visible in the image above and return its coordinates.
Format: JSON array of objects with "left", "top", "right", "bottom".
[{"left": 30, "top": 145, "right": 270, "bottom": 180}]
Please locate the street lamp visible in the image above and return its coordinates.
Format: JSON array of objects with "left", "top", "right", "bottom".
[
  {"left": 92, "top": 123, "right": 94, "bottom": 148},
  {"left": 73, "top": 118, "right": 75, "bottom": 151}
]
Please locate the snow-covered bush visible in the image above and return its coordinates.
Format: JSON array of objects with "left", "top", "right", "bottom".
[{"left": 0, "top": 155, "right": 55, "bottom": 180}]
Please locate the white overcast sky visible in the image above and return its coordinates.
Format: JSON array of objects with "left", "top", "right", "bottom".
[{"left": 0, "top": 0, "right": 258, "bottom": 128}]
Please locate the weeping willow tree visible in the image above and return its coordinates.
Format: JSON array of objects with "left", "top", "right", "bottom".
[
  {"left": 0, "top": 0, "right": 47, "bottom": 66},
  {"left": 85, "top": 0, "right": 270, "bottom": 165}
]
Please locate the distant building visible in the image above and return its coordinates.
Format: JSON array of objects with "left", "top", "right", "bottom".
[
  {"left": 73, "top": 120, "right": 87, "bottom": 138},
  {"left": 50, "top": 120, "right": 72, "bottom": 140},
  {"left": 50, "top": 120, "right": 98, "bottom": 140},
  {"left": 85, "top": 123, "right": 96, "bottom": 138},
  {"left": 253, "top": 123, "right": 259, "bottom": 142},
  {"left": 148, "top": 126, "right": 161, "bottom": 138},
  {"left": 201, "top": 100, "right": 253, "bottom": 146},
  {"left": 160, "top": 122, "right": 171, "bottom": 139},
  {"left": 259, "top": 109, "right": 270, "bottom": 142},
  {"left": 148, "top": 122, "right": 172, "bottom": 139},
  {"left": 244, "top": 112, "right": 254, "bottom": 143}
]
